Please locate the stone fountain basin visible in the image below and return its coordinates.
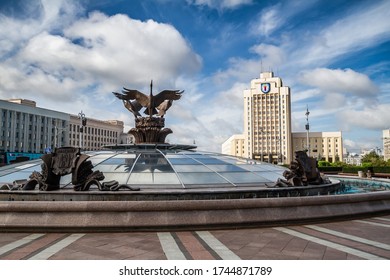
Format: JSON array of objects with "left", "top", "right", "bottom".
[{"left": 1, "top": 182, "right": 389, "bottom": 232}]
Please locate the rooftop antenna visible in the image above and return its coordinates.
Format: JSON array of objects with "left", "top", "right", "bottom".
[{"left": 260, "top": 60, "right": 263, "bottom": 76}]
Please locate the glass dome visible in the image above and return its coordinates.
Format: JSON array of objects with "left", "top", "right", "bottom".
[{"left": 0, "top": 144, "right": 287, "bottom": 190}]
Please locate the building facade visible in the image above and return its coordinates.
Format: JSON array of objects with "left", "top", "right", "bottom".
[
  {"left": 292, "top": 131, "right": 343, "bottom": 162},
  {"left": 243, "top": 72, "right": 292, "bottom": 164},
  {"left": 0, "top": 99, "right": 70, "bottom": 153},
  {"left": 0, "top": 99, "right": 126, "bottom": 154},
  {"left": 384, "top": 129, "right": 390, "bottom": 161},
  {"left": 221, "top": 134, "right": 245, "bottom": 158},
  {"left": 69, "top": 115, "right": 125, "bottom": 150}
]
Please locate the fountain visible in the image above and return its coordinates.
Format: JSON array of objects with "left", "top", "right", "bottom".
[{"left": 0, "top": 83, "right": 389, "bottom": 232}]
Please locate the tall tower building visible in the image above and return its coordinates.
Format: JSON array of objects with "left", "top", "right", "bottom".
[{"left": 243, "top": 72, "right": 292, "bottom": 164}]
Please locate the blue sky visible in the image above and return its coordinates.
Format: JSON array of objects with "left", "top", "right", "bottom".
[{"left": 0, "top": 0, "right": 389, "bottom": 153}]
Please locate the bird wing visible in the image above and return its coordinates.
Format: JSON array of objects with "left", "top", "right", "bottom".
[
  {"left": 112, "top": 92, "right": 127, "bottom": 100},
  {"left": 122, "top": 88, "right": 150, "bottom": 107},
  {"left": 154, "top": 90, "right": 183, "bottom": 107}
]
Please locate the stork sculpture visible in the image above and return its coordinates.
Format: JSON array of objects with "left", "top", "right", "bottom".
[{"left": 113, "top": 81, "right": 184, "bottom": 144}]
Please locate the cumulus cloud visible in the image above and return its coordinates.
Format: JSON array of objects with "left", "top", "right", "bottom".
[
  {"left": 250, "top": 44, "right": 286, "bottom": 66},
  {"left": 212, "top": 44, "right": 285, "bottom": 86},
  {"left": 300, "top": 68, "right": 378, "bottom": 98},
  {"left": 0, "top": 3, "right": 202, "bottom": 112},
  {"left": 339, "top": 104, "right": 390, "bottom": 131}
]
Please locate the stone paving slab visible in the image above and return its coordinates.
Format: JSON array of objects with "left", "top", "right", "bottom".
[{"left": 0, "top": 214, "right": 389, "bottom": 260}]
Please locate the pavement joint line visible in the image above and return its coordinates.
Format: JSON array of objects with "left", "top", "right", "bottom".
[
  {"left": 354, "top": 220, "right": 390, "bottom": 228},
  {"left": 157, "top": 232, "right": 186, "bottom": 260},
  {"left": 195, "top": 231, "right": 241, "bottom": 260},
  {"left": 305, "top": 225, "right": 390, "bottom": 250},
  {"left": 274, "top": 227, "right": 386, "bottom": 260},
  {"left": 171, "top": 232, "right": 194, "bottom": 260},
  {"left": 0, "top": 234, "right": 45, "bottom": 256},
  {"left": 28, "top": 234, "right": 85, "bottom": 260}
]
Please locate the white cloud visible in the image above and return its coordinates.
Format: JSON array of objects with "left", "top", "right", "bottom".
[
  {"left": 295, "top": 1, "right": 390, "bottom": 67},
  {"left": 188, "top": 0, "right": 252, "bottom": 10},
  {"left": 0, "top": 5, "right": 202, "bottom": 115},
  {"left": 250, "top": 44, "right": 286, "bottom": 66},
  {"left": 300, "top": 68, "right": 378, "bottom": 99},
  {"left": 252, "top": 5, "right": 282, "bottom": 36},
  {"left": 339, "top": 104, "right": 390, "bottom": 131}
]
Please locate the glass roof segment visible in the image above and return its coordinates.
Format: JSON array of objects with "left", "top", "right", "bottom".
[{"left": 0, "top": 146, "right": 287, "bottom": 189}]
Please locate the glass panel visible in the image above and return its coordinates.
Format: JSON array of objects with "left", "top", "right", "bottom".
[
  {"left": 220, "top": 172, "right": 270, "bottom": 183},
  {"left": 254, "top": 172, "right": 283, "bottom": 182},
  {"left": 132, "top": 153, "right": 174, "bottom": 173},
  {"left": 129, "top": 172, "right": 180, "bottom": 185},
  {"left": 0, "top": 172, "right": 31, "bottom": 183},
  {"left": 173, "top": 165, "right": 210, "bottom": 172},
  {"left": 96, "top": 154, "right": 136, "bottom": 172},
  {"left": 59, "top": 174, "right": 72, "bottom": 185},
  {"left": 194, "top": 158, "right": 226, "bottom": 164},
  {"left": 237, "top": 164, "right": 278, "bottom": 172},
  {"left": 167, "top": 158, "right": 200, "bottom": 165},
  {"left": 19, "top": 164, "right": 43, "bottom": 172},
  {"left": 93, "top": 164, "right": 131, "bottom": 172},
  {"left": 100, "top": 173, "right": 129, "bottom": 184},
  {"left": 15, "top": 163, "right": 41, "bottom": 170},
  {"left": 206, "top": 164, "right": 246, "bottom": 172},
  {"left": 177, "top": 172, "right": 230, "bottom": 185}
]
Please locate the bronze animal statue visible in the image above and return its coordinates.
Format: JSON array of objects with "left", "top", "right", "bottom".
[{"left": 267, "top": 151, "right": 330, "bottom": 188}]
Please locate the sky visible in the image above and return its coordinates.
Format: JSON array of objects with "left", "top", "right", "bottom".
[{"left": 0, "top": 0, "right": 389, "bottom": 154}]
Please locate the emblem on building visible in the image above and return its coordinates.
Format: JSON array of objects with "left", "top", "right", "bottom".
[{"left": 261, "top": 83, "right": 271, "bottom": 93}]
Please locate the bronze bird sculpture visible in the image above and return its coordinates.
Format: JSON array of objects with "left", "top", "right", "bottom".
[{"left": 113, "top": 81, "right": 183, "bottom": 117}]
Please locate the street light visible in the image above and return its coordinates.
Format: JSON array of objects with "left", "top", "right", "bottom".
[
  {"left": 54, "top": 125, "right": 67, "bottom": 148},
  {"left": 305, "top": 105, "right": 310, "bottom": 156},
  {"left": 78, "top": 111, "right": 87, "bottom": 150}
]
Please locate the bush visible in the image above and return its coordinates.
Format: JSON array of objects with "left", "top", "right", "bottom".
[
  {"left": 342, "top": 166, "right": 367, "bottom": 174},
  {"left": 318, "top": 161, "right": 331, "bottom": 167},
  {"left": 372, "top": 166, "right": 390, "bottom": 174},
  {"left": 318, "top": 166, "right": 342, "bottom": 173}
]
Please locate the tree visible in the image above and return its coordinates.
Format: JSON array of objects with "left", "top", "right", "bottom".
[{"left": 361, "top": 151, "right": 387, "bottom": 166}]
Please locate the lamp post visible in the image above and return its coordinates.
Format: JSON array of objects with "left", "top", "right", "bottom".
[
  {"left": 305, "top": 105, "right": 310, "bottom": 156},
  {"left": 54, "top": 125, "right": 67, "bottom": 148},
  {"left": 78, "top": 111, "right": 87, "bottom": 150}
]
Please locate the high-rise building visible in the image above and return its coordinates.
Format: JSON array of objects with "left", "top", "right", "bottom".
[
  {"left": 243, "top": 72, "right": 292, "bottom": 164},
  {"left": 383, "top": 129, "right": 390, "bottom": 161}
]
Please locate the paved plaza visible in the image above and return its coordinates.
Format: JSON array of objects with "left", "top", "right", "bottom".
[{"left": 0, "top": 214, "right": 389, "bottom": 260}]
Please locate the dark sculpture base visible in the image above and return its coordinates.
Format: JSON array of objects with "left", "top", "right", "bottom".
[{"left": 130, "top": 117, "right": 172, "bottom": 144}]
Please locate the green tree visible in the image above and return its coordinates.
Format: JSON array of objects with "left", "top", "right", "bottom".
[{"left": 361, "top": 151, "right": 387, "bottom": 166}]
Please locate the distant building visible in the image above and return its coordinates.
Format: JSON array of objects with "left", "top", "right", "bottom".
[
  {"left": 0, "top": 98, "right": 127, "bottom": 154},
  {"left": 384, "top": 129, "right": 390, "bottom": 161},
  {"left": 343, "top": 153, "right": 361, "bottom": 166},
  {"left": 243, "top": 72, "right": 292, "bottom": 164},
  {"left": 221, "top": 134, "right": 245, "bottom": 158},
  {"left": 292, "top": 131, "right": 343, "bottom": 162},
  {"left": 69, "top": 115, "right": 125, "bottom": 150},
  {"left": 0, "top": 99, "right": 69, "bottom": 153},
  {"left": 223, "top": 72, "right": 344, "bottom": 164}
]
